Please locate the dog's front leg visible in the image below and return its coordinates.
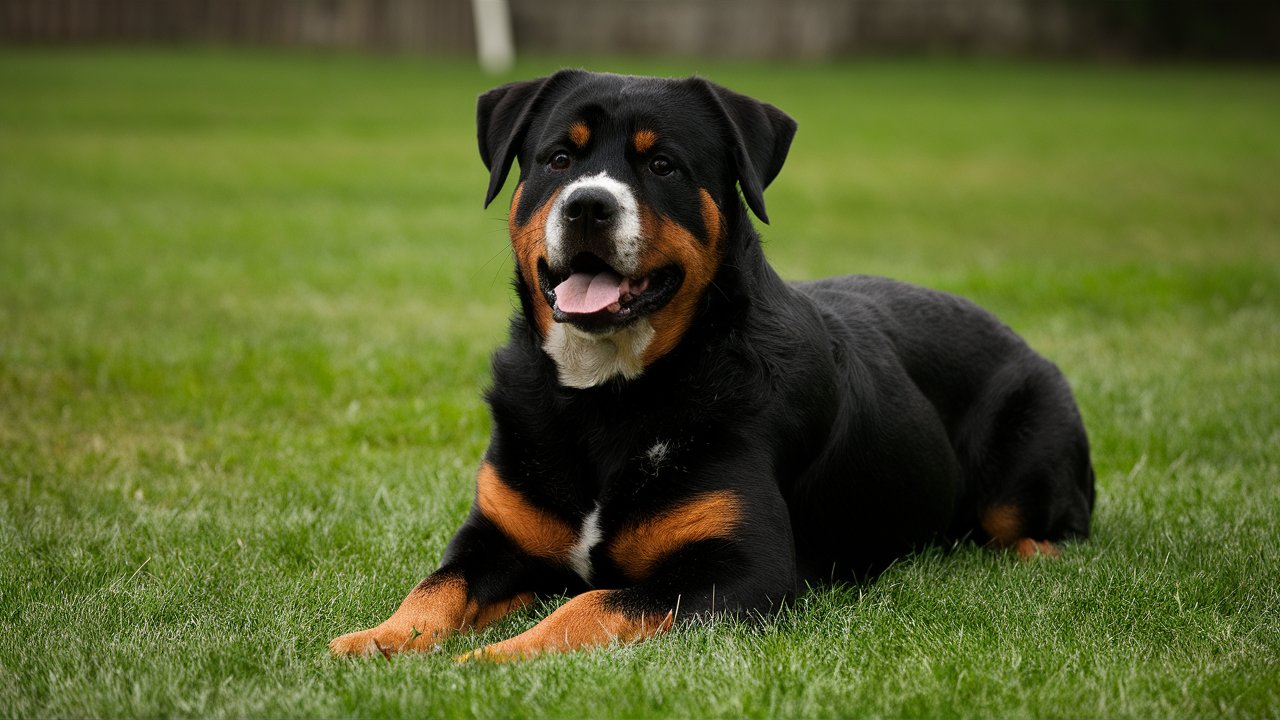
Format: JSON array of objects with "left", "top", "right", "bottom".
[
  {"left": 328, "top": 567, "right": 535, "bottom": 658},
  {"left": 457, "top": 588, "right": 671, "bottom": 661},
  {"left": 330, "top": 458, "right": 578, "bottom": 657},
  {"left": 460, "top": 486, "right": 798, "bottom": 661},
  {"left": 329, "top": 471, "right": 550, "bottom": 657}
]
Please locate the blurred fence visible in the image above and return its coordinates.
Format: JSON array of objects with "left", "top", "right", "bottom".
[
  {"left": 0, "top": 0, "right": 477, "bottom": 53},
  {"left": 2, "top": 0, "right": 1276, "bottom": 59},
  {"left": 512, "top": 0, "right": 1084, "bottom": 59}
]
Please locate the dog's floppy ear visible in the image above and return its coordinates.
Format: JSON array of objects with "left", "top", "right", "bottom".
[
  {"left": 691, "top": 78, "right": 797, "bottom": 224},
  {"left": 477, "top": 69, "right": 583, "bottom": 208}
]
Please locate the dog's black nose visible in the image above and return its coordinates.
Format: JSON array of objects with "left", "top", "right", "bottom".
[{"left": 563, "top": 187, "right": 618, "bottom": 227}]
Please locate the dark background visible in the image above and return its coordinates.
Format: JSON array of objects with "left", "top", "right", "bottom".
[{"left": 3, "top": 0, "right": 1278, "bottom": 61}]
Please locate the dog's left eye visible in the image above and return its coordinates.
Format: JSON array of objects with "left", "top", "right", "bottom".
[
  {"left": 549, "top": 151, "right": 572, "bottom": 171},
  {"left": 649, "top": 156, "right": 675, "bottom": 176}
]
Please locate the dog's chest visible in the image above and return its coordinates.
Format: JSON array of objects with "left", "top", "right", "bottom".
[
  {"left": 564, "top": 440, "right": 677, "bottom": 585},
  {"left": 568, "top": 504, "right": 603, "bottom": 582}
]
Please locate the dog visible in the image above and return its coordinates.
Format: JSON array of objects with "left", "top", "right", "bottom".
[{"left": 329, "top": 70, "right": 1095, "bottom": 660}]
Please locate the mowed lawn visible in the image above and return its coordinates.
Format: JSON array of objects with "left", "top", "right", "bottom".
[{"left": 1, "top": 49, "right": 1277, "bottom": 718}]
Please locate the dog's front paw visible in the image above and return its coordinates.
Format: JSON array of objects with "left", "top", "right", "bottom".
[
  {"left": 329, "top": 629, "right": 385, "bottom": 658},
  {"left": 329, "top": 624, "right": 438, "bottom": 658}
]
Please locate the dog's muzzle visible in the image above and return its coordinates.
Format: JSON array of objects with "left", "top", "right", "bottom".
[{"left": 540, "top": 174, "right": 681, "bottom": 332}]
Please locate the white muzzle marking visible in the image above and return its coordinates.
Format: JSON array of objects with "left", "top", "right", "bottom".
[
  {"left": 540, "top": 171, "right": 656, "bottom": 387},
  {"left": 544, "top": 171, "right": 643, "bottom": 276}
]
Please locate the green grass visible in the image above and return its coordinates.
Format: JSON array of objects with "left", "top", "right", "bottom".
[{"left": 2, "top": 48, "right": 1278, "bottom": 718}]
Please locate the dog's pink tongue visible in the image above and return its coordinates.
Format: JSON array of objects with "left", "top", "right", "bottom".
[{"left": 554, "top": 271, "right": 623, "bottom": 314}]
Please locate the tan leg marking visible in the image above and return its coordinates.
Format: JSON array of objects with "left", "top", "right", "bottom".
[
  {"left": 474, "top": 592, "right": 537, "bottom": 629},
  {"left": 981, "top": 504, "right": 1022, "bottom": 547},
  {"left": 459, "top": 590, "right": 674, "bottom": 661},
  {"left": 981, "top": 504, "right": 1062, "bottom": 560},
  {"left": 329, "top": 577, "right": 534, "bottom": 657},
  {"left": 608, "top": 490, "right": 741, "bottom": 582},
  {"left": 1014, "top": 539, "right": 1062, "bottom": 560},
  {"left": 476, "top": 461, "right": 577, "bottom": 562}
]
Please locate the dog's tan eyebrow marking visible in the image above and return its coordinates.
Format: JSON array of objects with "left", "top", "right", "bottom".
[
  {"left": 569, "top": 122, "right": 591, "bottom": 148},
  {"left": 476, "top": 461, "right": 577, "bottom": 562},
  {"left": 632, "top": 129, "right": 657, "bottom": 154},
  {"left": 608, "top": 490, "right": 742, "bottom": 582}
]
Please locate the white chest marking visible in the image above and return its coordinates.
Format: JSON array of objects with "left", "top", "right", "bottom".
[
  {"left": 569, "top": 504, "right": 603, "bottom": 584},
  {"left": 646, "top": 440, "right": 670, "bottom": 467}
]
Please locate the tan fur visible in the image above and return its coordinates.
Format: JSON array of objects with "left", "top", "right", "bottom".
[
  {"left": 460, "top": 590, "right": 673, "bottom": 661},
  {"left": 640, "top": 189, "right": 725, "bottom": 365},
  {"left": 700, "top": 187, "right": 726, "bottom": 243},
  {"left": 476, "top": 462, "right": 577, "bottom": 562},
  {"left": 982, "top": 504, "right": 1061, "bottom": 560},
  {"left": 1015, "top": 538, "right": 1061, "bottom": 559},
  {"left": 981, "top": 504, "right": 1022, "bottom": 546},
  {"left": 609, "top": 490, "right": 741, "bottom": 581},
  {"left": 632, "top": 128, "right": 657, "bottom": 154},
  {"left": 328, "top": 576, "right": 532, "bottom": 657},
  {"left": 509, "top": 182, "right": 558, "bottom": 337}
]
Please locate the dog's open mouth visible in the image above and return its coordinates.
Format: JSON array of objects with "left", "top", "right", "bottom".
[{"left": 539, "top": 254, "right": 682, "bottom": 331}]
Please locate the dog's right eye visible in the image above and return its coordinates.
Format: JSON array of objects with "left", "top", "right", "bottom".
[
  {"left": 648, "top": 156, "right": 675, "bottom": 177},
  {"left": 549, "top": 151, "right": 572, "bottom": 171}
]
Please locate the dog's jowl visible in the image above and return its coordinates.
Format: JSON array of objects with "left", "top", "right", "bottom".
[{"left": 329, "top": 71, "right": 1095, "bottom": 660}]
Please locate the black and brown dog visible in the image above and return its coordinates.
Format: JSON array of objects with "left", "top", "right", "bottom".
[{"left": 330, "top": 70, "right": 1095, "bottom": 660}]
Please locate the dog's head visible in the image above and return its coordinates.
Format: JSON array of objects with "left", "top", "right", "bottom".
[{"left": 478, "top": 71, "right": 796, "bottom": 387}]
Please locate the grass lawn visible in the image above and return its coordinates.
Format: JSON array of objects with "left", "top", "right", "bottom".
[{"left": 1, "top": 48, "right": 1278, "bottom": 718}]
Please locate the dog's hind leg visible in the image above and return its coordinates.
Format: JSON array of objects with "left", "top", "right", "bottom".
[
  {"left": 960, "top": 360, "right": 1096, "bottom": 557},
  {"left": 980, "top": 504, "right": 1063, "bottom": 559}
]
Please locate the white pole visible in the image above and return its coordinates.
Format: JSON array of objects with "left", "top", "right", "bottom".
[{"left": 471, "top": 0, "right": 515, "bottom": 75}]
